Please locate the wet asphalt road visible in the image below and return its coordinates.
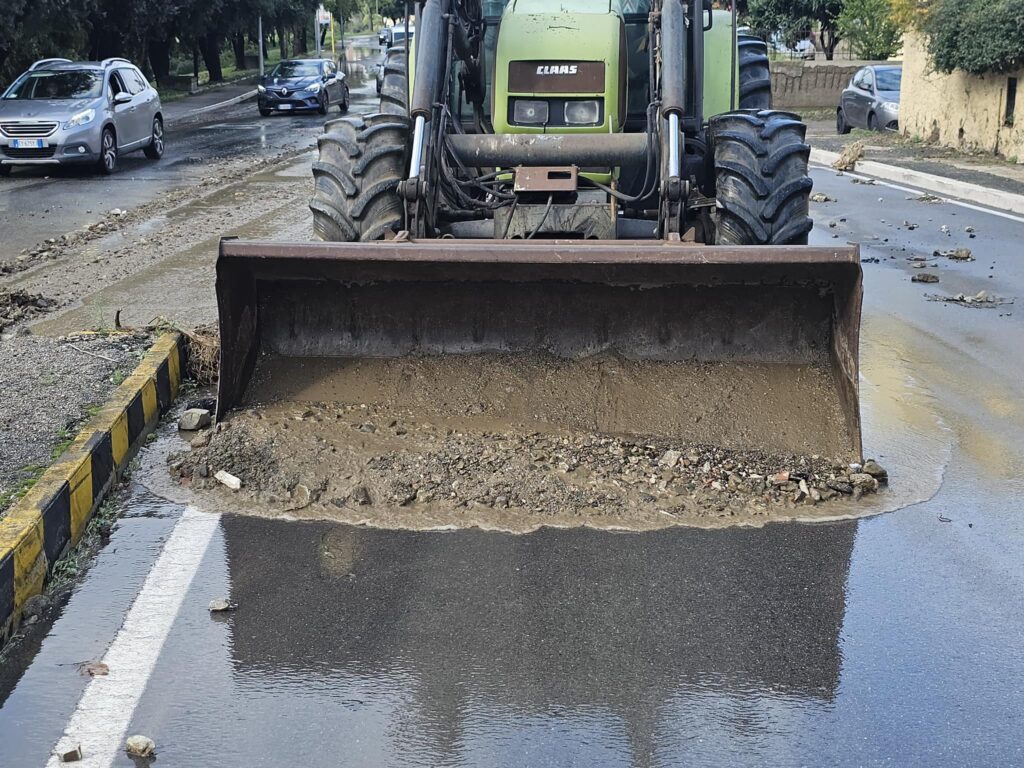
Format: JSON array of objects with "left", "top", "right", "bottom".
[
  {"left": 0, "top": 37, "right": 384, "bottom": 261},
  {"left": 4, "top": 53, "right": 1024, "bottom": 766}
]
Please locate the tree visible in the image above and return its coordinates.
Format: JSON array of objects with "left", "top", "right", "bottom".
[
  {"left": 748, "top": 0, "right": 844, "bottom": 60},
  {"left": 923, "top": 0, "right": 1024, "bottom": 75},
  {"left": 837, "top": 0, "right": 902, "bottom": 60}
]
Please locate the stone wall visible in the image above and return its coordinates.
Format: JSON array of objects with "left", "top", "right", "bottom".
[
  {"left": 772, "top": 61, "right": 865, "bottom": 110},
  {"left": 900, "top": 32, "right": 1023, "bottom": 162}
]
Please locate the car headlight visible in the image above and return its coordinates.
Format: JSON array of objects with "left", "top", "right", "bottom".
[
  {"left": 512, "top": 99, "right": 549, "bottom": 125},
  {"left": 257, "top": 84, "right": 266, "bottom": 93},
  {"left": 565, "top": 100, "right": 601, "bottom": 126},
  {"left": 64, "top": 108, "right": 95, "bottom": 129},
  {"left": 882, "top": 101, "right": 899, "bottom": 112},
  {"left": 307, "top": 83, "right": 321, "bottom": 94}
]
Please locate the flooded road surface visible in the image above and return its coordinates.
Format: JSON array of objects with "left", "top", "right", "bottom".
[{"left": 2, "top": 97, "right": 1024, "bottom": 766}]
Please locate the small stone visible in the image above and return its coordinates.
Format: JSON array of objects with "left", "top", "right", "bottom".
[
  {"left": 214, "top": 470, "right": 241, "bottom": 491},
  {"left": 125, "top": 735, "right": 156, "bottom": 758},
  {"left": 288, "top": 484, "right": 312, "bottom": 510},
  {"left": 850, "top": 472, "right": 879, "bottom": 491},
  {"left": 350, "top": 485, "right": 371, "bottom": 505},
  {"left": 178, "top": 408, "right": 212, "bottom": 431},
  {"left": 771, "top": 471, "right": 790, "bottom": 486},
  {"left": 827, "top": 480, "right": 854, "bottom": 495},
  {"left": 658, "top": 449, "right": 681, "bottom": 468},
  {"left": 863, "top": 459, "right": 888, "bottom": 482},
  {"left": 190, "top": 432, "right": 211, "bottom": 449},
  {"left": 208, "top": 598, "right": 237, "bottom": 612},
  {"left": 912, "top": 273, "right": 939, "bottom": 283},
  {"left": 58, "top": 744, "right": 83, "bottom": 762},
  {"left": 80, "top": 661, "right": 109, "bottom": 677}
]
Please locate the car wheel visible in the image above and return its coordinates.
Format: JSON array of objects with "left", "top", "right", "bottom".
[
  {"left": 318, "top": 93, "right": 329, "bottom": 115},
  {"left": 259, "top": 106, "right": 272, "bottom": 117},
  {"left": 339, "top": 87, "right": 349, "bottom": 112},
  {"left": 97, "top": 128, "right": 117, "bottom": 175},
  {"left": 143, "top": 116, "right": 164, "bottom": 160},
  {"left": 836, "top": 108, "right": 851, "bottom": 135},
  {"left": 868, "top": 112, "right": 878, "bottom": 131}
]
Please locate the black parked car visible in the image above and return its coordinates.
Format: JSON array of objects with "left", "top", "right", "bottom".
[{"left": 257, "top": 58, "right": 349, "bottom": 116}]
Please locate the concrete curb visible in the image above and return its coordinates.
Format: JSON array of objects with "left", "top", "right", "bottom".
[
  {"left": 166, "top": 89, "right": 258, "bottom": 126},
  {"left": 809, "top": 148, "right": 1024, "bottom": 217},
  {"left": 0, "top": 333, "right": 187, "bottom": 645}
]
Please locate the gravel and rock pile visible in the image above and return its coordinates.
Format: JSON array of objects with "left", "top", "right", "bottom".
[
  {"left": 0, "top": 290, "right": 57, "bottom": 332},
  {"left": 168, "top": 403, "right": 886, "bottom": 531}
]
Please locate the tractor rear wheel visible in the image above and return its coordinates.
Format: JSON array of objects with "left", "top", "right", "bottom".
[
  {"left": 710, "top": 109, "right": 813, "bottom": 246},
  {"left": 737, "top": 34, "right": 772, "bottom": 110},
  {"left": 309, "top": 113, "right": 410, "bottom": 242},
  {"left": 379, "top": 47, "right": 408, "bottom": 115}
]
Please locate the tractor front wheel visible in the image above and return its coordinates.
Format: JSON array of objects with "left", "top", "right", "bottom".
[
  {"left": 710, "top": 109, "right": 813, "bottom": 246},
  {"left": 309, "top": 113, "right": 409, "bottom": 242}
]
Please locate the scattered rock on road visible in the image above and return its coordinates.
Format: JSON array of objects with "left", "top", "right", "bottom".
[
  {"left": 0, "top": 289, "right": 57, "bottom": 333},
  {"left": 912, "top": 273, "right": 939, "bottom": 283},
  {"left": 58, "top": 744, "right": 83, "bottom": 763},
  {"left": 934, "top": 248, "right": 974, "bottom": 262},
  {"left": 208, "top": 598, "right": 237, "bottom": 612},
  {"left": 178, "top": 408, "right": 212, "bottom": 431},
  {"left": 215, "top": 470, "right": 242, "bottom": 490},
  {"left": 927, "top": 291, "right": 1013, "bottom": 308},
  {"left": 833, "top": 140, "right": 865, "bottom": 171},
  {"left": 125, "top": 735, "right": 156, "bottom": 758},
  {"left": 810, "top": 192, "right": 835, "bottom": 203}
]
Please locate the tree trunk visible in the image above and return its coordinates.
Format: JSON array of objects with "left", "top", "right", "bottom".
[
  {"left": 298, "top": 25, "right": 307, "bottom": 55},
  {"left": 192, "top": 46, "right": 200, "bottom": 79},
  {"left": 278, "top": 23, "right": 288, "bottom": 59},
  {"left": 201, "top": 33, "right": 224, "bottom": 82},
  {"left": 233, "top": 31, "right": 246, "bottom": 70},
  {"left": 148, "top": 36, "right": 172, "bottom": 83},
  {"left": 821, "top": 26, "right": 838, "bottom": 61}
]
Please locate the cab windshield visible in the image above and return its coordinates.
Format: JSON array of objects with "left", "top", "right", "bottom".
[
  {"left": 271, "top": 62, "right": 320, "bottom": 79},
  {"left": 4, "top": 70, "right": 103, "bottom": 100}
]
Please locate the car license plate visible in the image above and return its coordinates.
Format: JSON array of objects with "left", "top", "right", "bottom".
[
  {"left": 11, "top": 139, "right": 45, "bottom": 149},
  {"left": 278, "top": 104, "right": 293, "bottom": 111}
]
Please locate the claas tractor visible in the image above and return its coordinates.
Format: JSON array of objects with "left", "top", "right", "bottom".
[{"left": 215, "top": 0, "right": 863, "bottom": 461}]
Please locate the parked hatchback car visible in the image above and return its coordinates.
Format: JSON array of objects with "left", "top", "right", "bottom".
[
  {"left": 0, "top": 57, "right": 163, "bottom": 176},
  {"left": 837, "top": 65, "right": 902, "bottom": 134},
  {"left": 257, "top": 59, "right": 349, "bottom": 116}
]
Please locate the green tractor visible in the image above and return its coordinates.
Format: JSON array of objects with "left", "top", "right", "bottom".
[{"left": 215, "top": 0, "right": 864, "bottom": 461}]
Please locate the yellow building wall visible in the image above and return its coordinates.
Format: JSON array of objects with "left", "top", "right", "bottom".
[{"left": 900, "top": 31, "right": 1024, "bottom": 162}]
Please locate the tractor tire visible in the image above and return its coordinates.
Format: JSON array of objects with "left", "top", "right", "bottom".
[
  {"left": 737, "top": 34, "right": 772, "bottom": 110},
  {"left": 309, "top": 112, "right": 410, "bottom": 242},
  {"left": 710, "top": 109, "right": 813, "bottom": 246},
  {"left": 379, "top": 46, "right": 408, "bottom": 116}
]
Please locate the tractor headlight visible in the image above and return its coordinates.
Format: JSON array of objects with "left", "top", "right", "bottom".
[
  {"left": 564, "top": 100, "right": 601, "bottom": 126},
  {"left": 64, "top": 109, "right": 95, "bottom": 129},
  {"left": 513, "top": 99, "right": 549, "bottom": 125}
]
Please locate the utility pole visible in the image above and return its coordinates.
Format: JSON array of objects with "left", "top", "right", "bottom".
[
  {"left": 314, "top": 11, "right": 321, "bottom": 57},
  {"left": 258, "top": 15, "right": 264, "bottom": 76}
]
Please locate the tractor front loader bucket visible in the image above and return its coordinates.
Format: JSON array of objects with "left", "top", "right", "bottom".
[{"left": 216, "top": 239, "right": 863, "bottom": 461}]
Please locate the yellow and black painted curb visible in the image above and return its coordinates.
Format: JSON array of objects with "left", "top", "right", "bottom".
[{"left": 0, "top": 333, "right": 187, "bottom": 645}]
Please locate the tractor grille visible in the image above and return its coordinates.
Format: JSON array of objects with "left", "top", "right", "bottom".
[
  {"left": 2, "top": 146, "right": 57, "bottom": 159},
  {"left": 0, "top": 121, "right": 58, "bottom": 138}
]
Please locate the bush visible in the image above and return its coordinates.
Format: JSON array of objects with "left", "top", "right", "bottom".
[
  {"left": 838, "top": 0, "right": 903, "bottom": 60},
  {"left": 924, "top": 0, "right": 1024, "bottom": 75}
]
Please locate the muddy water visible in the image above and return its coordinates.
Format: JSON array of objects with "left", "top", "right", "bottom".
[{"left": 246, "top": 352, "right": 855, "bottom": 459}]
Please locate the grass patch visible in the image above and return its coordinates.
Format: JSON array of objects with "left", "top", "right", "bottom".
[
  {"left": 110, "top": 369, "right": 127, "bottom": 386},
  {"left": 48, "top": 491, "right": 123, "bottom": 593},
  {"left": 50, "top": 427, "right": 74, "bottom": 460},
  {"left": 0, "top": 467, "right": 45, "bottom": 512}
]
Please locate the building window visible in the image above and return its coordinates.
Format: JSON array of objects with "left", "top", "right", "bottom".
[{"left": 1006, "top": 77, "right": 1017, "bottom": 127}]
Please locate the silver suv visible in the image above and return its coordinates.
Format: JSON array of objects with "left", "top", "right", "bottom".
[{"left": 0, "top": 57, "right": 163, "bottom": 176}]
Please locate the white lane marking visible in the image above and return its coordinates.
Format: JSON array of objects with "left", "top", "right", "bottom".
[
  {"left": 47, "top": 508, "right": 221, "bottom": 768},
  {"left": 809, "top": 164, "right": 1024, "bottom": 226}
]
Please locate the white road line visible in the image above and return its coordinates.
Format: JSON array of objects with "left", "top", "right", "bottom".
[
  {"left": 46, "top": 508, "right": 221, "bottom": 768},
  {"left": 809, "top": 164, "right": 1024, "bottom": 226}
]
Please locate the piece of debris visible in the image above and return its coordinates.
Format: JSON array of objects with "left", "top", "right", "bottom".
[
  {"left": 902, "top": 221, "right": 919, "bottom": 230},
  {"left": 215, "top": 470, "right": 242, "bottom": 490},
  {"left": 832, "top": 141, "right": 865, "bottom": 171},
  {"left": 350, "top": 485, "right": 372, "bottom": 505},
  {"left": 178, "top": 408, "right": 212, "bottom": 431},
  {"left": 658, "top": 449, "right": 682, "bottom": 468},
  {"left": 58, "top": 744, "right": 83, "bottom": 763},
  {"left": 863, "top": 460, "right": 889, "bottom": 482},
  {"left": 965, "top": 226, "right": 975, "bottom": 233},
  {"left": 912, "top": 273, "right": 939, "bottom": 283},
  {"left": 810, "top": 192, "right": 835, "bottom": 203},
  {"left": 0, "top": 289, "right": 57, "bottom": 332},
  {"left": 911, "top": 193, "right": 943, "bottom": 203},
  {"left": 938, "top": 515, "right": 952, "bottom": 523},
  {"left": 850, "top": 177, "right": 876, "bottom": 185},
  {"left": 934, "top": 248, "right": 974, "bottom": 261},
  {"left": 78, "top": 661, "right": 109, "bottom": 677},
  {"left": 927, "top": 292, "right": 1014, "bottom": 308},
  {"left": 208, "top": 598, "right": 237, "bottom": 612},
  {"left": 125, "top": 735, "right": 156, "bottom": 758}
]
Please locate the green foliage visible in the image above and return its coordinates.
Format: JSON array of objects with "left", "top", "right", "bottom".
[
  {"left": 923, "top": 0, "right": 1024, "bottom": 75},
  {"left": 837, "top": 0, "right": 902, "bottom": 60},
  {"left": 748, "top": 0, "right": 845, "bottom": 59}
]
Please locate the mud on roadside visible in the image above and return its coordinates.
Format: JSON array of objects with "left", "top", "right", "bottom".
[{"left": 166, "top": 401, "right": 886, "bottom": 533}]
